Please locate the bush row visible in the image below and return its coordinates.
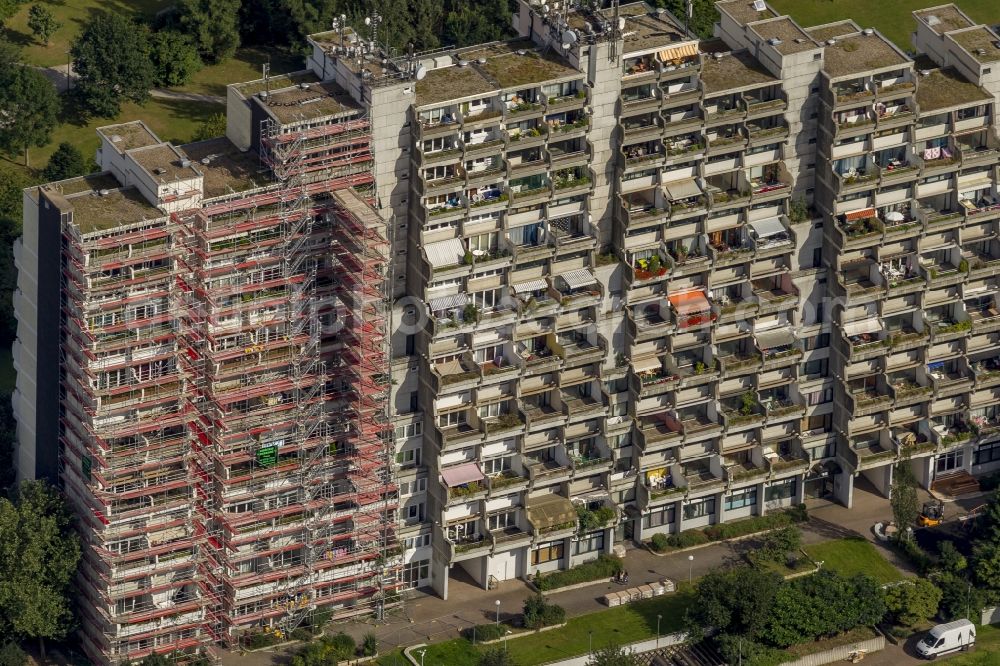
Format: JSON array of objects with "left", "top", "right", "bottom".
[
  {"left": 533, "top": 554, "right": 624, "bottom": 591},
  {"left": 648, "top": 505, "right": 808, "bottom": 552}
]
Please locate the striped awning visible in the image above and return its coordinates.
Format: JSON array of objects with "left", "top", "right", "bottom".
[
  {"left": 562, "top": 268, "right": 597, "bottom": 290},
  {"left": 428, "top": 292, "right": 468, "bottom": 312},
  {"left": 844, "top": 207, "right": 876, "bottom": 222},
  {"left": 750, "top": 216, "right": 787, "bottom": 238},
  {"left": 632, "top": 356, "right": 662, "bottom": 373},
  {"left": 755, "top": 327, "right": 794, "bottom": 349},
  {"left": 424, "top": 238, "right": 466, "bottom": 269},
  {"left": 669, "top": 289, "right": 710, "bottom": 315},
  {"left": 658, "top": 42, "right": 699, "bottom": 62},
  {"left": 843, "top": 318, "right": 882, "bottom": 337},
  {"left": 512, "top": 279, "right": 548, "bottom": 294}
]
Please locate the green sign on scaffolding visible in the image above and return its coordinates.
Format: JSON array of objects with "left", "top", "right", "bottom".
[
  {"left": 82, "top": 455, "right": 92, "bottom": 480},
  {"left": 256, "top": 444, "right": 278, "bottom": 467}
]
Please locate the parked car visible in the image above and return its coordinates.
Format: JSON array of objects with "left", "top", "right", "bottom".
[{"left": 915, "top": 619, "right": 976, "bottom": 659}]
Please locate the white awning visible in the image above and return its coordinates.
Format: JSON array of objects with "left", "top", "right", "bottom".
[
  {"left": 843, "top": 318, "right": 882, "bottom": 337},
  {"left": 562, "top": 268, "right": 597, "bottom": 290},
  {"left": 632, "top": 356, "right": 662, "bottom": 373},
  {"left": 424, "top": 238, "right": 466, "bottom": 269},
  {"left": 512, "top": 279, "right": 548, "bottom": 294},
  {"left": 755, "top": 327, "right": 795, "bottom": 349},
  {"left": 663, "top": 179, "right": 702, "bottom": 200},
  {"left": 750, "top": 216, "right": 787, "bottom": 238},
  {"left": 429, "top": 293, "right": 468, "bottom": 312}
]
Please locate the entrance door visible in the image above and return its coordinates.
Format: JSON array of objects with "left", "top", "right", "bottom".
[{"left": 804, "top": 476, "right": 833, "bottom": 500}]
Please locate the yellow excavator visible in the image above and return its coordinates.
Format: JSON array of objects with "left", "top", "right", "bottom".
[{"left": 918, "top": 499, "right": 944, "bottom": 527}]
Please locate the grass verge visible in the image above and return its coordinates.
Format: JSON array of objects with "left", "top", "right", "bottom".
[{"left": 803, "top": 538, "right": 904, "bottom": 584}]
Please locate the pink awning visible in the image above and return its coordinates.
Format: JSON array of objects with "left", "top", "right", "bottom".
[{"left": 441, "top": 462, "right": 485, "bottom": 487}]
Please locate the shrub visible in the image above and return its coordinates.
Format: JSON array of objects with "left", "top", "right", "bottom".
[
  {"left": 666, "top": 529, "right": 710, "bottom": 549},
  {"left": 650, "top": 532, "right": 670, "bottom": 552},
  {"left": 246, "top": 631, "right": 281, "bottom": 649},
  {"left": 523, "top": 594, "right": 565, "bottom": 629},
  {"left": 753, "top": 527, "right": 803, "bottom": 564},
  {"left": 361, "top": 632, "right": 378, "bottom": 657},
  {"left": 716, "top": 634, "right": 787, "bottom": 666},
  {"left": 893, "top": 537, "right": 932, "bottom": 574},
  {"left": 462, "top": 624, "right": 508, "bottom": 641},
  {"left": 884, "top": 579, "right": 942, "bottom": 627},
  {"left": 479, "top": 647, "right": 519, "bottom": 666},
  {"left": 533, "top": 554, "right": 623, "bottom": 591},
  {"left": 0, "top": 644, "right": 27, "bottom": 666},
  {"left": 325, "top": 632, "right": 356, "bottom": 660},
  {"left": 289, "top": 628, "right": 313, "bottom": 642}
]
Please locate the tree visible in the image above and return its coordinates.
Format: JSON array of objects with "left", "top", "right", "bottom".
[
  {"left": 937, "top": 541, "right": 968, "bottom": 575},
  {"left": 685, "top": 567, "right": 782, "bottom": 641},
  {"left": 883, "top": 579, "right": 942, "bottom": 627},
  {"left": 479, "top": 647, "right": 518, "bottom": 666},
  {"left": 586, "top": 644, "right": 639, "bottom": 666},
  {"left": 149, "top": 30, "right": 202, "bottom": 87},
  {"left": 177, "top": 0, "right": 240, "bottom": 63},
  {"left": 0, "top": 481, "right": 82, "bottom": 659},
  {"left": 934, "top": 571, "right": 988, "bottom": 622},
  {"left": 138, "top": 654, "right": 173, "bottom": 666},
  {"left": 42, "top": 142, "right": 88, "bottom": 182},
  {"left": 192, "top": 112, "right": 227, "bottom": 142},
  {"left": 0, "top": 58, "right": 59, "bottom": 166},
  {"left": 522, "top": 594, "right": 565, "bottom": 629},
  {"left": 71, "top": 14, "right": 155, "bottom": 117},
  {"left": 890, "top": 459, "right": 919, "bottom": 538},
  {"left": 0, "top": 643, "right": 27, "bottom": 666},
  {"left": 26, "top": 4, "right": 58, "bottom": 45},
  {"left": 654, "top": 0, "right": 718, "bottom": 39},
  {"left": 767, "top": 571, "right": 885, "bottom": 647},
  {"left": 0, "top": 0, "right": 23, "bottom": 23},
  {"left": 411, "top": 0, "right": 443, "bottom": 49},
  {"left": 971, "top": 540, "right": 1000, "bottom": 598}
]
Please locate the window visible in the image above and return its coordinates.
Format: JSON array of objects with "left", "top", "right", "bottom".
[
  {"left": 974, "top": 441, "right": 1000, "bottom": 466},
  {"left": 808, "top": 440, "right": 837, "bottom": 460},
  {"left": 404, "top": 533, "right": 431, "bottom": 550},
  {"left": 396, "top": 447, "right": 422, "bottom": 468},
  {"left": 765, "top": 478, "right": 796, "bottom": 501},
  {"left": 807, "top": 413, "right": 832, "bottom": 432},
  {"left": 531, "top": 540, "right": 564, "bottom": 565},
  {"left": 936, "top": 450, "right": 964, "bottom": 474},
  {"left": 682, "top": 497, "right": 715, "bottom": 520},
  {"left": 399, "top": 477, "right": 427, "bottom": 496},
  {"left": 394, "top": 422, "right": 423, "bottom": 440},
  {"left": 574, "top": 531, "right": 605, "bottom": 555},
  {"left": 405, "top": 502, "right": 425, "bottom": 523},
  {"left": 438, "top": 410, "right": 467, "bottom": 427},
  {"left": 483, "top": 457, "right": 512, "bottom": 475},
  {"left": 725, "top": 487, "right": 757, "bottom": 511},
  {"left": 488, "top": 510, "right": 517, "bottom": 531},
  {"left": 401, "top": 559, "right": 430, "bottom": 588},
  {"left": 801, "top": 358, "right": 828, "bottom": 378},
  {"left": 803, "top": 333, "right": 830, "bottom": 351},
  {"left": 807, "top": 387, "right": 833, "bottom": 406},
  {"left": 642, "top": 505, "right": 675, "bottom": 528}
]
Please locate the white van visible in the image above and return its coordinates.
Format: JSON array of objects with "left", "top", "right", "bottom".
[{"left": 915, "top": 619, "right": 976, "bottom": 659}]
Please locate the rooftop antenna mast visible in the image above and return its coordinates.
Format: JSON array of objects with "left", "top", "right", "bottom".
[
  {"left": 685, "top": 0, "right": 693, "bottom": 38},
  {"left": 365, "top": 9, "right": 383, "bottom": 53},
  {"left": 610, "top": 0, "right": 620, "bottom": 61},
  {"left": 262, "top": 62, "right": 271, "bottom": 97}
]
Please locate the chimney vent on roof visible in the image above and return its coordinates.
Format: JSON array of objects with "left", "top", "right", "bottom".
[
  {"left": 516, "top": 49, "right": 527, "bottom": 56},
  {"left": 826, "top": 39, "right": 837, "bottom": 46},
  {"left": 110, "top": 135, "right": 122, "bottom": 143},
  {"left": 98, "top": 189, "right": 110, "bottom": 197},
  {"left": 920, "top": 69, "right": 931, "bottom": 76},
  {"left": 768, "top": 38, "right": 782, "bottom": 46},
  {"left": 299, "top": 82, "right": 311, "bottom": 90},
  {"left": 477, "top": 57, "right": 487, "bottom": 64},
  {"left": 181, "top": 159, "right": 192, "bottom": 168},
  {"left": 201, "top": 157, "right": 211, "bottom": 165},
  {"left": 714, "top": 52, "right": 724, "bottom": 59},
  {"left": 977, "top": 48, "right": 987, "bottom": 56},
  {"left": 457, "top": 59, "right": 469, "bottom": 67},
  {"left": 153, "top": 167, "right": 165, "bottom": 175},
  {"left": 863, "top": 28, "right": 874, "bottom": 36}
]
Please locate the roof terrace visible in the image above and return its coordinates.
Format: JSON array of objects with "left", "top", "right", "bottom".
[
  {"left": 97, "top": 121, "right": 159, "bottom": 153},
  {"left": 461, "top": 41, "right": 580, "bottom": 90},
  {"left": 619, "top": 8, "right": 692, "bottom": 54},
  {"left": 950, "top": 26, "right": 1000, "bottom": 64},
  {"left": 56, "top": 186, "right": 164, "bottom": 234},
  {"left": 750, "top": 17, "right": 819, "bottom": 55},
  {"left": 415, "top": 64, "right": 496, "bottom": 107},
  {"left": 915, "top": 67, "right": 992, "bottom": 113},
  {"left": 129, "top": 144, "right": 200, "bottom": 183},
  {"left": 256, "top": 80, "right": 360, "bottom": 125},
  {"left": 717, "top": 0, "right": 778, "bottom": 26},
  {"left": 181, "top": 138, "right": 269, "bottom": 198},
  {"left": 700, "top": 50, "right": 778, "bottom": 94},
  {"left": 807, "top": 21, "right": 860, "bottom": 44},
  {"left": 914, "top": 5, "right": 975, "bottom": 34}
]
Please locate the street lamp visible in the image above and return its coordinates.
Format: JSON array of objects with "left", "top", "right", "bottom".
[
  {"left": 688, "top": 554, "right": 694, "bottom": 583},
  {"left": 418, "top": 650, "right": 425, "bottom": 666},
  {"left": 495, "top": 599, "right": 501, "bottom": 627},
  {"left": 656, "top": 614, "right": 662, "bottom": 648},
  {"left": 505, "top": 629, "right": 512, "bottom": 651}
]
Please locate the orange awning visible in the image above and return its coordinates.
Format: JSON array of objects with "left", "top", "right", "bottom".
[
  {"left": 669, "top": 289, "right": 710, "bottom": 315},
  {"left": 844, "top": 207, "right": 876, "bottom": 222},
  {"left": 659, "top": 43, "right": 700, "bottom": 62}
]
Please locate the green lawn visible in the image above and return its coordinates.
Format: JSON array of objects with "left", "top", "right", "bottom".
[
  {"left": 803, "top": 538, "right": 904, "bottom": 584},
  {"left": 3, "top": 0, "right": 168, "bottom": 67},
  {"left": 769, "top": 0, "right": 999, "bottom": 51},
  {"left": 418, "top": 587, "right": 694, "bottom": 666},
  {"left": 176, "top": 47, "right": 303, "bottom": 98},
  {"left": 942, "top": 625, "right": 1000, "bottom": 665}
]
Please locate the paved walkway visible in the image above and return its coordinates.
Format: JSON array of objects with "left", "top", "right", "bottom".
[
  {"left": 220, "top": 490, "right": 912, "bottom": 666},
  {"left": 35, "top": 63, "right": 225, "bottom": 104}
]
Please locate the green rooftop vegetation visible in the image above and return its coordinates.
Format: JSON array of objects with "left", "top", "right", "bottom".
[{"left": 915, "top": 67, "right": 992, "bottom": 112}]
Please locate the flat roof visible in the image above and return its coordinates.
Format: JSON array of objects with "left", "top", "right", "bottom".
[
  {"left": 46, "top": 173, "right": 120, "bottom": 197},
  {"left": 915, "top": 5, "right": 974, "bottom": 34},
  {"left": 620, "top": 9, "right": 691, "bottom": 54},
  {"left": 822, "top": 32, "right": 909, "bottom": 79},
  {"left": 181, "top": 138, "right": 269, "bottom": 199},
  {"left": 700, "top": 50, "right": 778, "bottom": 94},
  {"left": 257, "top": 80, "right": 361, "bottom": 125},
  {"left": 60, "top": 187, "right": 164, "bottom": 233},
  {"left": 129, "top": 144, "right": 200, "bottom": 183},
  {"left": 97, "top": 121, "right": 159, "bottom": 153},
  {"left": 716, "top": 0, "right": 778, "bottom": 26},
  {"left": 750, "top": 17, "right": 818, "bottom": 55},
  {"left": 807, "top": 21, "right": 860, "bottom": 44},
  {"left": 416, "top": 65, "right": 496, "bottom": 107},
  {"left": 950, "top": 27, "right": 1000, "bottom": 64},
  {"left": 461, "top": 42, "right": 579, "bottom": 90},
  {"left": 916, "top": 67, "right": 992, "bottom": 112},
  {"left": 233, "top": 71, "right": 320, "bottom": 98}
]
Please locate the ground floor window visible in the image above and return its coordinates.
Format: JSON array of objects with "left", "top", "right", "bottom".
[
  {"left": 642, "top": 505, "right": 675, "bottom": 529},
  {"left": 725, "top": 487, "right": 757, "bottom": 511},
  {"left": 574, "top": 531, "right": 604, "bottom": 555},
  {"left": 401, "top": 559, "right": 429, "bottom": 588},
  {"left": 682, "top": 497, "right": 715, "bottom": 520},
  {"left": 974, "top": 441, "right": 1000, "bottom": 466},
  {"left": 765, "top": 477, "right": 796, "bottom": 501},
  {"left": 936, "top": 450, "right": 964, "bottom": 474},
  {"left": 531, "top": 540, "right": 564, "bottom": 565}
]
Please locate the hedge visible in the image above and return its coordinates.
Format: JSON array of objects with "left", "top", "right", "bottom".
[
  {"left": 462, "top": 623, "right": 511, "bottom": 641},
  {"left": 533, "top": 554, "right": 624, "bottom": 591},
  {"left": 649, "top": 505, "right": 808, "bottom": 552},
  {"left": 523, "top": 594, "right": 566, "bottom": 629}
]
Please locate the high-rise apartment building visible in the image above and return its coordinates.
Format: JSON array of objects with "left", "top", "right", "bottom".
[{"left": 12, "top": 1, "right": 1000, "bottom": 663}]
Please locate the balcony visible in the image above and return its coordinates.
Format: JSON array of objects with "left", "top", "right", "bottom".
[
  {"left": 927, "top": 317, "right": 972, "bottom": 343},
  {"left": 890, "top": 378, "right": 934, "bottom": 407},
  {"left": 972, "top": 357, "right": 1000, "bottom": 389},
  {"left": 490, "top": 523, "right": 532, "bottom": 550},
  {"left": 848, "top": 441, "right": 896, "bottom": 470},
  {"left": 684, "top": 466, "right": 725, "bottom": 494},
  {"left": 522, "top": 401, "right": 566, "bottom": 429},
  {"left": 482, "top": 412, "right": 525, "bottom": 438},
  {"left": 486, "top": 469, "right": 530, "bottom": 496},
  {"left": 721, "top": 395, "right": 766, "bottom": 430},
  {"left": 969, "top": 305, "right": 1000, "bottom": 334},
  {"left": 850, "top": 389, "right": 893, "bottom": 417},
  {"left": 765, "top": 398, "right": 806, "bottom": 422},
  {"left": 447, "top": 532, "right": 491, "bottom": 560},
  {"left": 678, "top": 411, "right": 723, "bottom": 439},
  {"left": 637, "top": 416, "right": 683, "bottom": 450},
  {"left": 525, "top": 457, "right": 572, "bottom": 486},
  {"left": 642, "top": 475, "right": 686, "bottom": 506},
  {"left": 560, "top": 391, "right": 606, "bottom": 421},
  {"left": 766, "top": 450, "right": 809, "bottom": 475},
  {"left": 718, "top": 351, "right": 763, "bottom": 376},
  {"left": 837, "top": 213, "right": 883, "bottom": 249},
  {"left": 754, "top": 284, "right": 799, "bottom": 315},
  {"left": 928, "top": 365, "right": 974, "bottom": 398},
  {"left": 432, "top": 356, "right": 480, "bottom": 391},
  {"left": 725, "top": 459, "right": 768, "bottom": 485}
]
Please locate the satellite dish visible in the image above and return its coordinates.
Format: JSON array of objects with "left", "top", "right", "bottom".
[
  {"left": 415, "top": 65, "right": 427, "bottom": 80},
  {"left": 541, "top": 3, "right": 549, "bottom": 13},
  {"left": 562, "top": 43, "right": 571, "bottom": 50},
  {"left": 365, "top": 16, "right": 372, "bottom": 25},
  {"left": 563, "top": 29, "right": 578, "bottom": 44}
]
